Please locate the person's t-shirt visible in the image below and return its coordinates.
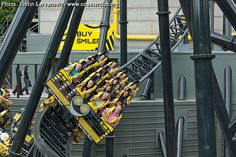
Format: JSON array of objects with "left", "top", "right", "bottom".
[
  {"left": 102, "top": 108, "right": 120, "bottom": 127},
  {"left": 70, "top": 69, "right": 80, "bottom": 76},
  {"left": 95, "top": 100, "right": 104, "bottom": 106}
]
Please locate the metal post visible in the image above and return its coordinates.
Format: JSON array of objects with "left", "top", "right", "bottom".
[
  {"left": 179, "top": 0, "right": 193, "bottom": 36},
  {"left": 209, "top": 0, "right": 214, "bottom": 50},
  {"left": 190, "top": 0, "right": 217, "bottom": 156},
  {"left": 178, "top": 75, "right": 186, "bottom": 100},
  {"left": 158, "top": 132, "right": 167, "bottom": 157},
  {"left": 223, "top": 16, "right": 232, "bottom": 37},
  {"left": 140, "top": 78, "right": 152, "bottom": 100},
  {"left": 57, "top": 0, "right": 87, "bottom": 71},
  {"left": 0, "top": 0, "right": 40, "bottom": 86},
  {"left": 97, "top": 0, "right": 112, "bottom": 52},
  {"left": 106, "top": 133, "right": 114, "bottom": 157},
  {"left": 212, "top": 68, "right": 236, "bottom": 156},
  {"left": 176, "top": 117, "right": 185, "bottom": 157},
  {"left": 224, "top": 65, "right": 232, "bottom": 157},
  {"left": 224, "top": 66, "right": 232, "bottom": 117},
  {"left": 181, "top": 0, "right": 236, "bottom": 156},
  {"left": 82, "top": 138, "right": 95, "bottom": 157},
  {"left": 16, "top": 64, "right": 20, "bottom": 98},
  {"left": 34, "top": 64, "right": 38, "bottom": 82},
  {"left": 210, "top": 32, "right": 236, "bottom": 52},
  {"left": 9, "top": 1, "right": 75, "bottom": 156},
  {"left": 209, "top": 0, "right": 214, "bottom": 32},
  {"left": 120, "top": 0, "right": 128, "bottom": 65},
  {"left": 157, "top": 0, "right": 176, "bottom": 156}
]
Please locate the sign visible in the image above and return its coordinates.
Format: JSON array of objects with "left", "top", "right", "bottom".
[{"left": 59, "top": 24, "right": 114, "bottom": 51}]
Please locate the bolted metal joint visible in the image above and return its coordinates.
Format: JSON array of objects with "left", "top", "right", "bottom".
[
  {"left": 119, "top": 21, "right": 128, "bottom": 24},
  {"left": 100, "top": 23, "right": 110, "bottom": 28},
  {"left": 156, "top": 11, "right": 171, "bottom": 15},
  {"left": 190, "top": 54, "right": 215, "bottom": 60}
]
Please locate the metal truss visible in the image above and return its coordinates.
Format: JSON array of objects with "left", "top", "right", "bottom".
[
  {"left": 34, "top": 105, "right": 75, "bottom": 157},
  {"left": 118, "top": 7, "right": 188, "bottom": 83}
]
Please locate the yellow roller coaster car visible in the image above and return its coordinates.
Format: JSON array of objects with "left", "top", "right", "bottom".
[{"left": 45, "top": 54, "right": 138, "bottom": 144}]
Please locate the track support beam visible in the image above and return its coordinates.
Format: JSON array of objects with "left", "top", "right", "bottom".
[
  {"left": 120, "top": 0, "right": 128, "bottom": 66},
  {"left": 157, "top": 0, "right": 176, "bottom": 156},
  {"left": 97, "top": 0, "right": 112, "bottom": 52},
  {"left": 190, "top": 0, "right": 217, "bottom": 156},
  {"left": 0, "top": 0, "right": 40, "bottom": 86},
  {"left": 57, "top": 0, "right": 87, "bottom": 71},
  {"left": 9, "top": 1, "right": 75, "bottom": 155}
]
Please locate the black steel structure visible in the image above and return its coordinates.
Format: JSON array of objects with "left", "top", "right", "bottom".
[
  {"left": 34, "top": 106, "right": 74, "bottom": 157},
  {"left": 181, "top": 0, "right": 236, "bottom": 53},
  {"left": 140, "top": 7, "right": 189, "bottom": 100},
  {"left": 223, "top": 16, "right": 231, "bottom": 36},
  {"left": 157, "top": 0, "right": 176, "bottom": 156},
  {"left": 180, "top": 0, "right": 236, "bottom": 156},
  {"left": 9, "top": 0, "right": 76, "bottom": 156},
  {"left": 214, "top": 0, "right": 236, "bottom": 30},
  {"left": 0, "top": 0, "right": 40, "bottom": 86},
  {"left": 224, "top": 65, "right": 232, "bottom": 157},
  {"left": 97, "top": 0, "right": 112, "bottom": 52},
  {"left": 57, "top": 0, "right": 87, "bottom": 71},
  {"left": 118, "top": 8, "right": 188, "bottom": 83},
  {"left": 211, "top": 32, "right": 236, "bottom": 52},
  {"left": 120, "top": 0, "right": 128, "bottom": 66},
  {"left": 190, "top": 0, "right": 217, "bottom": 156}
]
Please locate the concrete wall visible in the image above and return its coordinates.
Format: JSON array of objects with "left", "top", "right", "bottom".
[{"left": 11, "top": 98, "right": 227, "bottom": 157}]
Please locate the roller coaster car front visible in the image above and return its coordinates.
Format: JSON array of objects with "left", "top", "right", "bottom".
[{"left": 45, "top": 67, "right": 115, "bottom": 143}]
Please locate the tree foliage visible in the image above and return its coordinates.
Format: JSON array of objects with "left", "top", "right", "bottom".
[{"left": 0, "top": 0, "right": 20, "bottom": 25}]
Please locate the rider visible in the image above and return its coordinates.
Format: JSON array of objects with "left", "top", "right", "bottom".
[
  {"left": 0, "top": 88, "right": 12, "bottom": 110},
  {"left": 100, "top": 104, "right": 123, "bottom": 128}
]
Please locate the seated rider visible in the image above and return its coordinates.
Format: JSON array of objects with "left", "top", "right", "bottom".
[
  {"left": 129, "top": 83, "right": 139, "bottom": 95},
  {"left": 100, "top": 104, "right": 123, "bottom": 128},
  {"left": 119, "top": 72, "right": 128, "bottom": 86},
  {"left": 69, "top": 62, "right": 83, "bottom": 76},
  {"left": 97, "top": 54, "right": 107, "bottom": 67},
  {"left": 108, "top": 62, "right": 118, "bottom": 76},
  {"left": 96, "top": 84, "right": 113, "bottom": 93},
  {"left": 60, "top": 62, "right": 84, "bottom": 89},
  {"left": 119, "top": 89, "right": 132, "bottom": 105},
  {"left": 0, "top": 88, "right": 12, "bottom": 111},
  {"left": 81, "top": 80, "right": 95, "bottom": 100}
]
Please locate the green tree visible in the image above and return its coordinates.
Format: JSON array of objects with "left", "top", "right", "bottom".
[{"left": 0, "top": 0, "right": 20, "bottom": 25}]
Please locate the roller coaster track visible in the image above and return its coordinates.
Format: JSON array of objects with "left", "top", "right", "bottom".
[
  {"left": 33, "top": 7, "right": 188, "bottom": 157},
  {"left": 119, "top": 7, "right": 188, "bottom": 82}
]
